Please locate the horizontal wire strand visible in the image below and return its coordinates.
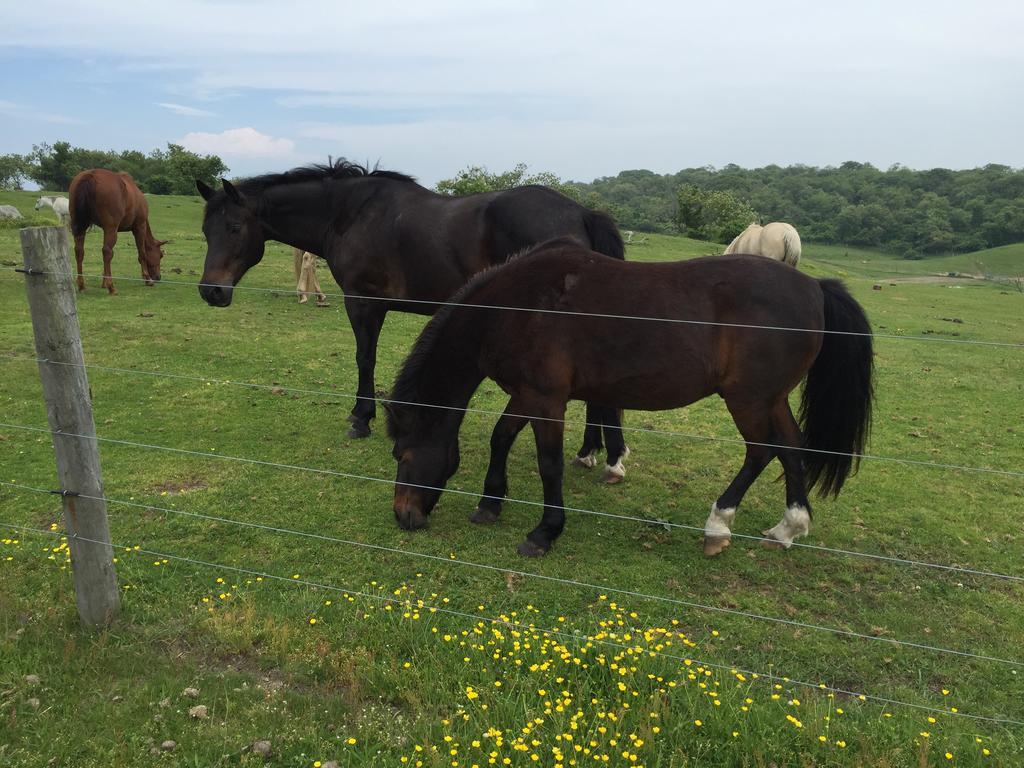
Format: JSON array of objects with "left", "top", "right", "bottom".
[
  {"left": 2, "top": 519, "right": 1019, "bottom": 727},
  {"left": 3, "top": 352, "right": 1022, "bottom": 480},
  {"left": 2, "top": 478, "right": 1019, "bottom": 667},
  {"left": 2, "top": 419, "right": 1022, "bottom": 585},
  {"left": 4, "top": 266, "right": 1022, "bottom": 349}
]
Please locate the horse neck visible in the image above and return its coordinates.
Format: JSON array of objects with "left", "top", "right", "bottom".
[
  {"left": 140, "top": 221, "right": 160, "bottom": 249},
  {"left": 257, "top": 179, "right": 366, "bottom": 256},
  {"left": 403, "top": 309, "right": 488, "bottom": 436}
]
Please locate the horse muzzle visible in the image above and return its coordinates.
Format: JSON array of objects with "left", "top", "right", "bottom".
[
  {"left": 393, "top": 491, "right": 429, "bottom": 531},
  {"left": 199, "top": 283, "right": 233, "bottom": 307}
]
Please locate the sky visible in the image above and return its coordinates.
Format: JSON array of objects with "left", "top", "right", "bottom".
[{"left": 1, "top": 1, "right": 1022, "bottom": 186}]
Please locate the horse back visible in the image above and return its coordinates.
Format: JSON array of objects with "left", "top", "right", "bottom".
[
  {"left": 469, "top": 246, "right": 823, "bottom": 409},
  {"left": 479, "top": 185, "right": 613, "bottom": 266},
  {"left": 69, "top": 168, "right": 148, "bottom": 234}
]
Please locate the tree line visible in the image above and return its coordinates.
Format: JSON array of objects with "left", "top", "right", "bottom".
[
  {"left": 0, "top": 141, "right": 228, "bottom": 196},
  {"left": 4, "top": 145, "right": 1021, "bottom": 257},
  {"left": 438, "top": 161, "right": 1024, "bottom": 257},
  {"left": 572, "top": 162, "right": 1024, "bottom": 257}
]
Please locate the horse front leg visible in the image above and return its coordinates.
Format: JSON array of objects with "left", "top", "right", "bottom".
[
  {"left": 73, "top": 232, "right": 86, "bottom": 291},
  {"left": 101, "top": 228, "right": 118, "bottom": 295},
  {"left": 519, "top": 405, "right": 568, "bottom": 557},
  {"left": 600, "top": 407, "right": 629, "bottom": 484},
  {"left": 571, "top": 402, "right": 604, "bottom": 469},
  {"left": 344, "top": 297, "right": 385, "bottom": 438},
  {"left": 471, "top": 400, "right": 529, "bottom": 524},
  {"left": 572, "top": 405, "right": 630, "bottom": 482},
  {"left": 132, "top": 227, "right": 153, "bottom": 286}
]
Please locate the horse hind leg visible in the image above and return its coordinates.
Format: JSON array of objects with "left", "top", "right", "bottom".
[
  {"left": 703, "top": 402, "right": 775, "bottom": 556},
  {"left": 761, "top": 401, "right": 812, "bottom": 549},
  {"left": 101, "top": 228, "right": 118, "bottom": 294},
  {"left": 73, "top": 232, "right": 87, "bottom": 291}
]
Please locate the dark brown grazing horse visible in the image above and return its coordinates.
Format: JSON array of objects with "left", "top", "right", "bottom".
[
  {"left": 386, "top": 240, "right": 874, "bottom": 557},
  {"left": 196, "top": 160, "right": 628, "bottom": 475},
  {"left": 69, "top": 169, "right": 166, "bottom": 294}
]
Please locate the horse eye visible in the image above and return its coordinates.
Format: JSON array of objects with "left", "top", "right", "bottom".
[{"left": 228, "top": 223, "right": 241, "bottom": 233}]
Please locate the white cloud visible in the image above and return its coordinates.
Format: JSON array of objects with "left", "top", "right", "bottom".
[
  {"left": 3, "top": 2, "right": 1024, "bottom": 172},
  {"left": 178, "top": 127, "right": 295, "bottom": 158},
  {"left": 157, "top": 102, "right": 216, "bottom": 117}
]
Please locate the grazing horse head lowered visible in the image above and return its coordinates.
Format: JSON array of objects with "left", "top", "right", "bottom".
[
  {"left": 69, "top": 169, "right": 167, "bottom": 294},
  {"left": 386, "top": 240, "right": 873, "bottom": 558}
]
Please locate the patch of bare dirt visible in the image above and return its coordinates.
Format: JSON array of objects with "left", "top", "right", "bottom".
[{"left": 149, "top": 475, "right": 209, "bottom": 496}]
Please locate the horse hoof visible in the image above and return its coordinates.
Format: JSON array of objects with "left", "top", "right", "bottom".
[
  {"left": 571, "top": 453, "right": 598, "bottom": 469},
  {"left": 145, "top": 280, "right": 154, "bottom": 287},
  {"left": 702, "top": 536, "right": 731, "bottom": 557},
  {"left": 602, "top": 461, "right": 626, "bottom": 484},
  {"left": 346, "top": 424, "right": 371, "bottom": 439},
  {"left": 470, "top": 507, "right": 500, "bottom": 524},
  {"left": 517, "top": 540, "right": 549, "bottom": 558},
  {"left": 759, "top": 530, "right": 788, "bottom": 550}
]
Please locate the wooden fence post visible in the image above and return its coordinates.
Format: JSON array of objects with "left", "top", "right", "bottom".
[{"left": 20, "top": 226, "right": 120, "bottom": 628}]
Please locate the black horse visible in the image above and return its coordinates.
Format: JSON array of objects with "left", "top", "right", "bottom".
[
  {"left": 386, "top": 240, "right": 874, "bottom": 557},
  {"left": 196, "top": 161, "right": 628, "bottom": 475}
]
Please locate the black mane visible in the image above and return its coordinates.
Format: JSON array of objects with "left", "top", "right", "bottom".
[
  {"left": 385, "top": 256, "right": 527, "bottom": 439},
  {"left": 385, "top": 240, "right": 579, "bottom": 440},
  {"left": 219, "top": 159, "right": 417, "bottom": 201}
]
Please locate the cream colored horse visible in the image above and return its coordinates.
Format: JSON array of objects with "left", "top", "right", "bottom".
[
  {"left": 35, "top": 195, "right": 71, "bottom": 225},
  {"left": 724, "top": 222, "right": 802, "bottom": 267}
]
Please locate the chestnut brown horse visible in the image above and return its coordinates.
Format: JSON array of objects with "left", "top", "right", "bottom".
[
  {"left": 386, "top": 239, "right": 874, "bottom": 558},
  {"left": 69, "top": 169, "right": 166, "bottom": 294}
]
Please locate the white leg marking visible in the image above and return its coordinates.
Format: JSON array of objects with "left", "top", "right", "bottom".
[
  {"left": 603, "top": 458, "right": 626, "bottom": 480},
  {"left": 704, "top": 502, "right": 736, "bottom": 539},
  {"left": 763, "top": 504, "right": 810, "bottom": 548},
  {"left": 571, "top": 449, "right": 598, "bottom": 469}
]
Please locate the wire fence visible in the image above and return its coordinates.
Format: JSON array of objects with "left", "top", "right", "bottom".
[
  {"left": 1, "top": 259, "right": 1022, "bottom": 730},
  {"left": 2, "top": 353, "right": 1022, "bottom": 479},
  {"left": 3, "top": 266, "right": 1023, "bottom": 349},
  {"left": 2, "top": 477, "right": 1019, "bottom": 667},
  {"left": 1, "top": 519, "right": 1020, "bottom": 727},
  {"left": 2, "top": 418, "right": 1021, "bottom": 586}
]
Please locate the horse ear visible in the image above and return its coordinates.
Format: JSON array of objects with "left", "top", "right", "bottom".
[
  {"left": 221, "top": 178, "right": 246, "bottom": 206},
  {"left": 157, "top": 240, "right": 170, "bottom": 247},
  {"left": 196, "top": 179, "right": 215, "bottom": 200}
]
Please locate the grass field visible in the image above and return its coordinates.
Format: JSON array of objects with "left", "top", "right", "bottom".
[{"left": 1, "top": 189, "right": 1022, "bottom": 767}]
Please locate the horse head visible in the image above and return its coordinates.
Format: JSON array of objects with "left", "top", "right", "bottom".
[
  {"left": 196, "top": 178, "right": 266, "bottom": 307},
  {"left": 385, "top": 401, "right": 461, "bottom": 531},
  {"left": 140, "top": 237, "right": 168, "bottom": 283}
]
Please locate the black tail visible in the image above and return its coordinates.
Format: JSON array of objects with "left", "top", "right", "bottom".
[
  {"left": 70, "top": 174, "right": 94, "bottom": 237},
  {"left": 800, "top": 279, "right": 874, "bottom": 497},
  {"left": 583, "top": 209, "right": 625, "bottom": 261}
]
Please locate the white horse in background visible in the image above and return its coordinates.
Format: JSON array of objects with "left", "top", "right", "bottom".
[
  {"left": 35, "top": 195, "right": 71, "bottom": 226},
  {"left": 724, "top": 221, "right": 802, "bottom": 267}
]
